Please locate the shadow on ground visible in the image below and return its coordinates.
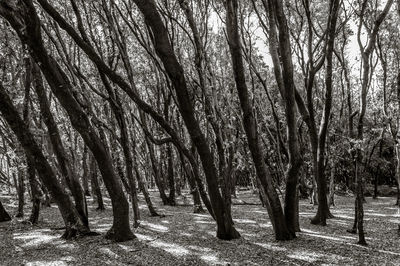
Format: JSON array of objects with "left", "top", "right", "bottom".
[{"left": 1, "top": 191, "right": 400, "bottom": 265}]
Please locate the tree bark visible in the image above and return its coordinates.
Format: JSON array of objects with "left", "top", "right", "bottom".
[
  {"left": 0, "top": 1, "right": 134, "bottom": 242},
  {"left": 31, "top": 60, "right": 88, "bottom": 227},
  {"left": 27, "top": 155, "right": 41, "bottom": 224},
  {"left": 89, "top": 156, "right": 104, "bottom": 211},
  {"left": 132, "top": 0, "right": 239, "bottom": 240},
  {"left": 226, "top": 0, "right": 293, "bottom": 240},
  {"left": 0, "top": 82, "right": 89, "bottom": 238},
  {"left": 0, "top": 200, "right": 11, "bottom": 222},
  {"left": 311, "top": 0, "right": 340, "bottom": 225}
]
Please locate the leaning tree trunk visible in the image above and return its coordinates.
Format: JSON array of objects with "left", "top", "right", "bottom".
[
  {"left": 0, "top": 83, "right": 90, "bottom": 238},
  {"left": 0, "top": 1, "right": 134, "bottom": 242},
  {"left": 31, "top": 61, "right": 88, "bottom": 227},
  {"left": 132, "top": 0, "right": 239, "bottom": 240},
  {"left": 226, "top": 0, "right": 293, "bottom": 240},
  {"left": 100, "top": 72, "right": 140, "bottom": 227},
  {"left": 0, "top": 200, "right": 11, "bottom": 222}
]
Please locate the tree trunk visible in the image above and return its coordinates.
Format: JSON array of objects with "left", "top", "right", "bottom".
[
  {"left": 15, "top": 170, "right": 25, "bottom": 218},
  {"left": 134, "top": 165, "right": 160, "bottom": 217},
  {"left": 167, "top": 144, "right": 176, "bottom": 206},
  {"left": 31, "top": 61, "right": 88, "bottom": 227},
  {"left": 355, "top": 152, "right": 367, "bottom": 245},
  {"left": 226, "top": 0, "right": 292, "bottom": 240},
  {"left": 132, "top": 0, "right": 239, "bottom": 240},
  {"left": 82, "top": 146, "right": 91, "bottom": 196},
  {"left": 0, "top": 1, "right": 134, "bottom": 242},
  {"left": 0, "top": 200, "right": 11, "bottom": 222},
  {"left": 177, "top": 149, "right": 204, "bottom": 213},
  {"left": 89, "top": 156, "right": 104, "bottom": 211},
  {"left": 328, "top": 166, "right": 335, "bottom": 207},
  {"left": 0, "top": 83, "right": 90, "bottom": 238},
  {"left": 27, "top": 155, "right": 41, "bottom": 224}
]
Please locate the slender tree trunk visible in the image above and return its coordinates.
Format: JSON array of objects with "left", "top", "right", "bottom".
[
  {"left": 89, "top": 156, "right": 104, "bottom": 211},
  {"left": 328, "top": 166, "right": 335, "bottom": 207},
  {"left": 311, "top": 0, "right": 340, "bottom": 225},
  {"left": 355, "top": 152, "right": 367, "bottom": 245},
  {"left": 31, "top": 61, "right": 89, "bottom": 227},
  {"left": 226, "top": 0, "right": 292, "bottom": 240},
  {"left": 146, "top": 138, "right": 169, "bottom": 205},
  {"left": 15, "top": 170, "right": 25, "bottom": 218},
  {"left": 177, "top": 149, "right": 204, "bottom": 213},
  {"left": 134, "top": 165, "right": 159, "bottom": 217},
  {"left": 27, "top": 155, "right": 41, "bottom": 224},
  {"left": 167, "top": 144, "right": 176, "bottom": 206},
  {"left": 82, "top": 146, "right": 91, "bottom": 196}
]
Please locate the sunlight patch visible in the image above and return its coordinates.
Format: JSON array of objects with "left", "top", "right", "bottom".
[
  {"left": 13, "top": 231, "right": 59, "bottom": 247},
  {"left": 56, "top": 243, "right": 76, "bottom": 250},
  {"left": 135, "top": 233, "right": 155, "bottom": 241},
  {"left": 26, "top": 261, "right": 68, "bottom": 266},
  {"left": 141, "top": 221, "right": 169, "bottom": 232},
  {"left": 180, "top": 232, "right": 193, "bottom": 237},
  {"left": 200, "top": 254, "right": 226, "bottom": 264},
  {"left": 98, "top": 247, "right": 119, "bottom": 259},
  {"left": 150, "top": 240, "right": 190, "bottom": 256},
  {"left": 118, "top": 244, "right": 140, "bottom": 252},
  {"left": 254, "top": 242, "right": 286, "bottom": 252},
  {"left": 287, "top": 251, "right": 321, "bottom": 262},
  {"left": 59, "top": 256, "right": 76, "bottom": 262},
  {"left": 233, "top": 218, "right": 257, "bottom": 224},
  {"left": 259, "top": 223, "right": 272, "bottom": 228}
]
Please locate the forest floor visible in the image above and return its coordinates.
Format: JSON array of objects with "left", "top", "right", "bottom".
[{"left": 1, "top": 190, "right": 400, "bottom": 266}]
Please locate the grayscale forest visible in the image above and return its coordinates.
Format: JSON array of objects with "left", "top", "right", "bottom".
[{"left": 0, "top": 0, "right": 399, "bottom": 265}]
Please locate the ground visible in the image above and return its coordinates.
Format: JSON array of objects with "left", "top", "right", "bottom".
[{"left": 0, "top": 190, "right": 400, "bottom": 265}]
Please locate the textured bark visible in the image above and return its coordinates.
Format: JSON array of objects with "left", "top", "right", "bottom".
[
  {"left": 146, "top": 137, "right": 169, "bottom": 205},
  {"left": 350, "top": 0, "right": 393, "bottom": 245},
  {"left": 0, "top": 1, "right": 134, "bottom": 242},
  {"left": 166, "top": 144, "right": 176, "bottom": 206},
  {"left": 31, "top": 61, "right": 88, "bottom": 227},
  {"left": 15, "top": 170, "right": 25, "bottom": 218},
  {"left": 99, "top": 72, "right": 140, "bottom": 227},
  {"left": 311, "top": 0, "right": 340, "bottom": 225},
  {"left": 82, "top": 146, "right": 91, "bottom": 196},
  {"left": 0, "top": 200, "right": 11, "bottom": 222},
  {"left": 89, "top": 157, "right": 104, "bottom": 211},
  {"left": 38, "top": 0, "right": 214, "bottom": 219},
  {"left": 134, "top": 165, "right": 159, "bottom": 217},
  {"left": 132, "top": 0, "right": 239, "bottom": 240},
  {"left": 27, "top": 155, "right": 41, "bottom": 224},
  {"left": 178, "top": 150, "right": 204, "bottom": 213},
  {"left": 0, "top": 83, "right": 89, "bottom": 238},
  {"left": 226, "top": 0, "right": 292, "bottom": 240}
]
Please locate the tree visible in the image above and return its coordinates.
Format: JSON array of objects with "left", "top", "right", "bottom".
[
  {"left": 0, "top": 199, "right": 11, "bottom": 222},
  {"left": 0, "top": 0, "right": 134, "bottom": 242}
]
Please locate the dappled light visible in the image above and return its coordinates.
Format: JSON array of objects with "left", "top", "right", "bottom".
[
  {"left": 0, "top": 0, "right": 399, "bottom": 265},
  {"left": 2, "top": 190, "right": 400, "bottom": 265}
]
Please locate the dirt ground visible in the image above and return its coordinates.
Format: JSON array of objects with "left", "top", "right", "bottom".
[{"left": 1, "top": 190, "right": 400, "bottom": 265}]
